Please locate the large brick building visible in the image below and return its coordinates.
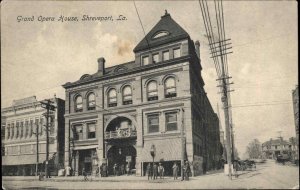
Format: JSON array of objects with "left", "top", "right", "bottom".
[
  {"left": 1, "top": 96, "right": 65, "bottom": 176},
  {"left": 63, "top": 12, "right": 222, "bottom": 176}
]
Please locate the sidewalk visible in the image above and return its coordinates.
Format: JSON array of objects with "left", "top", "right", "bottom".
[{"left": 2, "top": 175, "right": 184, "bottom": 183}]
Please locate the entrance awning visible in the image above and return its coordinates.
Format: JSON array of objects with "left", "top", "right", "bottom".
[
  {"left": 2, "top": 154, "right": 47, "bottom": 166},
  {"left": 141, "top": 138, "right": 184, "bottom": 162}
]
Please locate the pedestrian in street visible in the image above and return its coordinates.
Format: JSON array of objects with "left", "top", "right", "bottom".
[
  {"left": 82, "top": 168, "right": 88, "bottom": 181},
  {"left": 146, "top": 163, "right": 152, "bottom": 180},
  {"left": 102, "top": 163, "right": 108, "bottom": 177},
  {"left": 184, "top": 161, "right": 190, "bottom": 181},
  {"left": 65, "top": 166, "right": 71, "bottom": 176},
  {"left": 158, "top": 163, "right": 164, "bottom": 179},
  {"left": 113, "top": 163, "right": 118, "bottom": 176},
  {"left": 172, "top": 162, "right": 179, "bottom": 180},
  {"left": 153, "top": 163, "right": 158, "bottom": 180},
  {"left": 126, "top": 162, "right": 130, "bottom": 176}
]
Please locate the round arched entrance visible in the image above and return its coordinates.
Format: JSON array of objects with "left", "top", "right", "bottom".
[{"left": 104, "top": 116, "right": 137, "bottom": 175}]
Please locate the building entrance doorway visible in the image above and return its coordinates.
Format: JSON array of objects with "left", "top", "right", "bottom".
[
  {"left": 107, "top": 145, "right": 136, "bottom": 175},
  {"left": 105, "top": 116, "right": 137, "bottom": 175}
]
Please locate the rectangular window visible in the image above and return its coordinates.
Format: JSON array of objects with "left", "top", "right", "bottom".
[
  {"left": 7, "top": 124, "right": 10, "bottom": 139},
  {"left": 152, "top": 53, "right": 159, "bottom": 63},
  {"left": 163, "top": 51, "right": 169, "bottom": 61},
  {"left": 142, "top": 56, "right": 149, "bottom": 65},
  {"left": 173, "top": 48, "right": 181, "bottom": 58},
  {"left": 25, "top": 120, "right": 29, "bottom": 138},
  {"left": 11, "top": 123, "right": 14, "bottom": 139},
  {"left": 20, "top": 121, "right": 24, "bottom": 138},
  {"left": 87, "top": 123, "right": 96, "bottom": 139},
  {"left": 166, "top": 112, "right": 178, "bottom": 131},
  {"left": 16, "top": 122, "right": 19, "bottom": 138},
  {"left": 30, "top": 120, "right": 33, "bottom": 137},
  {"left": 74, "top": 125, "right": 83, "bottom": 140},
  {"left": 148, "top": 114, "right": 159, "bottom": 133}
]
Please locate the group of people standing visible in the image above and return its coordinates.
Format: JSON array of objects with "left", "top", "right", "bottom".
[
  {"left": 113, "top": 163, "right": 131, "bottom": 176},
  {"left": 146, "top": 161, "right": 191, "bottom": 181}
]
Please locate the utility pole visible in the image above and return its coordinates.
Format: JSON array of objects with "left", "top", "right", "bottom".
[
  {"left": 214, "top": 40, "right": 234, "bottom": 180},
  {"left": 181, "top": 108, "right": 185, "bottom": 180},
  {"left": 40, "top": 99, "right": 56, "bottom": 178},
  {"left": 32, "top": 122, "right": 42, "bottom": 176}
]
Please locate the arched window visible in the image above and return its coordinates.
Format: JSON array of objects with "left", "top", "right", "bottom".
[
  {"left": 75, "top": 95, "right": 83, "bottom": 112},
  {"left": 87, "top": 93, "right": 96, "bottom": 110},
  {"left": 147, "top": 81, "right": 158, "bottom": 101},
  {"left": 122, "top": 86, "right": 132, "bottom": 105},
  {"left": 108, "top": 88, "right": 117, "bottom": 107},
  {"left": 11, "top": 123, "right": 14, "bottom": 139},
  {"left": 164, "top": 77, "right": 177, "bottom": 98}
]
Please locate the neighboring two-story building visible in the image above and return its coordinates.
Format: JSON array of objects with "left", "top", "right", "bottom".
[
  {"left": 262, "top": 137, "right": 293, "bottom": 159},
  {"left": 1, "top": 96, "right": 65, "bottom": 176},
  {"left": 62, "top": 12, "right": 222, "bottom": 177}
]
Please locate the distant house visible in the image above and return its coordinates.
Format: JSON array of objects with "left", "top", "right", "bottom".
[{"left": 262, "top": 137, "right": 293, "bottom": 159}]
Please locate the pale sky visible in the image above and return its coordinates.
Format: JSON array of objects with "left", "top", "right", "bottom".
[{"left": 1, "top": 1, "right": 298, "bottom": 158}]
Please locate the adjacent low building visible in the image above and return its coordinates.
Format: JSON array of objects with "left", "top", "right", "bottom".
[
  {"left": 262, "top": 137, "right": 294, "bottom": 159},
  {"left": 1, "top": 96, "right": 65, "bottom": 176},
  {"left": 63, "top": 12, "right": 222, "bottom": 177}
]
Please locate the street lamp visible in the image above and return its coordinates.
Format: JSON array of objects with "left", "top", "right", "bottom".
[{"left": 150, "top": 144, "right": 156, "bottom": 167}]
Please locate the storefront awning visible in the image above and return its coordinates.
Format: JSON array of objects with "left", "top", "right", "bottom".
[
  {"left": 2, "top": 154, "right": 47, "bottom": 166},
  {"left": 141, "top": 138, "right": 185, "bottom": 162}
]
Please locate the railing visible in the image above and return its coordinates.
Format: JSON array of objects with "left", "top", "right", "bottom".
[{"left": 105, "top": 128, "right": 137, "bottom": 139}]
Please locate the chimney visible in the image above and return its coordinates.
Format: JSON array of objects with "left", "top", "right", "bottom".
[
  {"left": 98, "top": 57, "right": 105, "bottom": 75},
  {"left": 195, "top": 40, "right": 200, "bottom": 59}
]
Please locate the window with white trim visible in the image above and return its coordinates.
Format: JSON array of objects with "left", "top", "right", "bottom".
[
  {"left": 148, "top": 114, "right": 159, "bottom": 133},
  {"left": 87, "top": 93, "right": 96, "bottom": 110},
  {"left": 87, "top": 123, "right": 96, "bottom": 139},
  {"left": 73, "top": 125, "right": 83, "bottom": 140},
  {"left": 152, "top": 53, "right": 159, "bottom": 63},
  {"left": 142, "top": 56, "right": 149, "bottom": 65},
  {"left": 108, "top": 88, "right": 117, "bottom": 107},
  {"left": 165, "top": 112, "right": 178, "bottom": 131},
  {"left": 75, "top": 96, "right": 83, "bottom": 112},
  {"left": 163, "top": 51, "right": 169, "bottom": 61},
  {"left": 147, "top": 81, "right": 158, "bottom": 101},
  {"left": 173, "top": 48, "right": 181, "bottom": 58},
  {"left": 122, "top": 86, "right": 133, "bottom": 105},
  {"left": 164, "top": 77, "right": 177, "bottom": 98}
]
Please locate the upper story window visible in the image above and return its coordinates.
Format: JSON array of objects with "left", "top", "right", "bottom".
[
  {"left": 165, "top": 112, "right": 178, "bottom": 131},
  {"left": 87, "top": 123, "right": 96, "bottom": 139},
  {"left": 20, "top": 121, "right": 24, "bottom": 138},
  {"left": 147, "top": 114, "right": 159, "bottom": 133},
  {"left": 153, "top": 31, "right": 169, "bottom": 39},
  {"left": 108, "top": 88, "right": 117, "bottom": 107},
  {"left": 40, "top": 118, "right": 44, "bottom": 136},
  {"left": 25, "top": 120, "right": 29, "bottom": 138},
  {"left": 152, "top": 53, "right": 159, "bottom": 63},
  {"left": 87, "top": 93, "right": 96, "bottom": 110},
  {"left": 142, "top": 56, "right": 149, "bottom": 65},
  {"left": 16, "top": 122, "right": 19, "bottom": 138},
  {"left": 7, "top": 124, "right": 10, "bottom": 139},
  {"left": 163, "top": 51, "right": 169, "bottom": 61},
  {"left": 73, "top": 125, "right": 83, "bottom": 140},
  {"left": 173, "top": 48, "right": 181, "bottom": 58},
  {"left": 75, "top": 95, "right": 83, "bottom": 112},
  {"left": 147, "top": 81, "right": 158, "bottom": 101},
  {"left": 11, "top": 123, "right": 14, "bottom": 139},
  {"left": 164, "top": 77, "right": 177, "bottom": 98},
  {"left": 30, "top": 120, "right": 33, "bottom": 138},
  {"left": 122, "top": 86, "right": 133, "bottom": 105}
]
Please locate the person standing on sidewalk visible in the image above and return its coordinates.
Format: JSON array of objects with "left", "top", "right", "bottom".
[
  {"left": 82, "top": 168, "right": 88, "bottom": 181},
  {"left": 113, "top": 164, "right": 118, "bottom": 176},
  {"left": 172, "top": 162, "right": 179, "bottom": 180},
  {"left": 153, "top": 163, "right": 158, "bottom": 180},
  {"left": 120, "top": 164, "right": 125, "bottom": 175},
  {"left": 146, "top": 163, "right": 152, "bottom": 180},
  {"left": 158, "top": 163, "right": 164, "bottom": 179},
  {"left": 184, "top": 161, "right": 190, "bottom": 181},
  {"left": 126, "top": 162, "right": 130, "bottom": 176}
]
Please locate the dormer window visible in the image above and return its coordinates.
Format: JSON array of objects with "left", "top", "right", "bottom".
[
  {"left": 142, "top": 56, "right": 149, "bottom": 65},
  {"left": 152, "top": 53, "right": 159, "bottom": 63},
  {"left": 153, "top": 31, "right": 169, "bottom": 39},
  {"left": 173, "top": 48, "right": 181, "bottom": 58}
]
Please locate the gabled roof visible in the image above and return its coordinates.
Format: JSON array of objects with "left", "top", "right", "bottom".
[
  {"left": 133, "top": 11, "right": 190, "bottom": 53},
  {"left": 262, "top": 139, "right": 290, "bottom": 146}
]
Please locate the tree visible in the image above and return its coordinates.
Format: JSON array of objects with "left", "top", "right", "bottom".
[{"left": 246, "top": 139, "right": 262, "bottom": 159}]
